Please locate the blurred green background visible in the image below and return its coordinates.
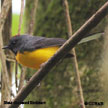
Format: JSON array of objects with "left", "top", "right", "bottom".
[{"left": 12, "top": 14, "right": 24, "bottom": 36}]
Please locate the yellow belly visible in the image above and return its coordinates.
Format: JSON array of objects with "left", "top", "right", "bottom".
[{"left": 16, "top": 46, "right": 59, "bottom": 69}]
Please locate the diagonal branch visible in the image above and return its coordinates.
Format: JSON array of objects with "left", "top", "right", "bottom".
[
  {"left": 8, "top": 2, "right": 108, "bottom": 108},
  {"left": 63, "top": 0, "right": 85, "bottom": 108}
]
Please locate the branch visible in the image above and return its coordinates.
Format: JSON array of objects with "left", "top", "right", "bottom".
[
  {"left": 28, "top": 0, "right": 38, "bottom": 35},
  {"left": 18, "top": 0, "right": 39, "bottom": 92},
  {"left": 0, "top": 0, "right": 11, "bottom": 105},
  {"left": 18, "top": 67, "right": 26, "bottom": 91},
  {"left": 18, "top": 0, "right": 24, "bottom": 34},
  {"left": 0, "top": 0, "right": 11, "bottom": 29},
  {"left": 8, "top": 2, "right": 108, "bottom": 108},
  {"left": 63, "top": 0, "right": 85, "bottom": 108}
]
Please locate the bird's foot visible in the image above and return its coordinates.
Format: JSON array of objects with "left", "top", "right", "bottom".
[
  {"left": 37, "top": 83, "right": 41, "bottom": 87},
  {"left": 40, "top": 62, "right": 47, "bottom": 68}
]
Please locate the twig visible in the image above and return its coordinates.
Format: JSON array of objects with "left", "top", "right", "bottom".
[
  {"left": 6, "top": 58, "right": 15, "bottom": 62},
  {"left": 28, "top": 0, "right": 38, "bottom": 35},
  {"left": 15, "top": 60, "right": 18, "bottom": 92},
  {"left": 8, "top": 2, "right": 108, "bottom": 108},
  {"left": 18, "top": 0, "right": 39, "bottom": 92},
  {"left": 18, "top": 0, "right": 24, "bottom": 34},
  {"left": 18, "top": 67, "right": 26, "bottom": 91},
  {"left": 63, "top": 0, "right": 85, "bottom": 108},
  {"left": 6, "top": 55, "right": 16, "bottom": 62},
  {"left": 15, "top": 0, "right": 25, "bottom": 92},
  {"left": 0, "top": 0, "right": 11, "bottom": 105}
]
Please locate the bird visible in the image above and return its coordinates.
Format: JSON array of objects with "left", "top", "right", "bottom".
[
  {"left": 3, "top": 35, "right": 73, "bottom": 69},
  {"left": 3, "top": 32, "right": 103, "bottom": 69}
]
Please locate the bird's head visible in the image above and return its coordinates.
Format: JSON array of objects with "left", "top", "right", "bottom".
[{"left": 2, "top": 35, "right": 25, "bottom": 55}]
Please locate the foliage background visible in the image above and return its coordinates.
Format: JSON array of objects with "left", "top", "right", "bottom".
[
  {"left": 12, "top": 0, "right": 108, "bottom": 108},
  {"left": 12, "top": 14, "right": 24, "bottom": 36}
]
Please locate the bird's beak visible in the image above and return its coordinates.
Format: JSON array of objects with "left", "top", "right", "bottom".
[{"left": 2, "top": 46, "right": 9, "bottom": 49}]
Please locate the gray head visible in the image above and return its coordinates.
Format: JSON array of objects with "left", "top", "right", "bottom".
[{"left": 3, "top": 35, "right": 29, "bottom": 54}]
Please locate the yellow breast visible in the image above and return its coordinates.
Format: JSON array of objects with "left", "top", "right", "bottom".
[{"left": 16, "top": 46, "right": 59, "bottom": 69}]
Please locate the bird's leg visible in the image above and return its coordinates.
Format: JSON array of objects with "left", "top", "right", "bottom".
[
  {"left": 37, "top": 83, "right": 41, "bottom": 87},
  {"left": 40, "top": 61, "right": 48, "bottom": 68}
]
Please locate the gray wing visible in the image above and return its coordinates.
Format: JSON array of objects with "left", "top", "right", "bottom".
[
  {"left": 20, "top": 35, "right": 66, "bottom": 52},
  {"left": 32, "top": 37, "right": 66, "bottom": 48}
]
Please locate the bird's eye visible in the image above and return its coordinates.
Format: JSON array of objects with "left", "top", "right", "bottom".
[{"left": 12, "top": 41, "right": 16, "bottom": 44}]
